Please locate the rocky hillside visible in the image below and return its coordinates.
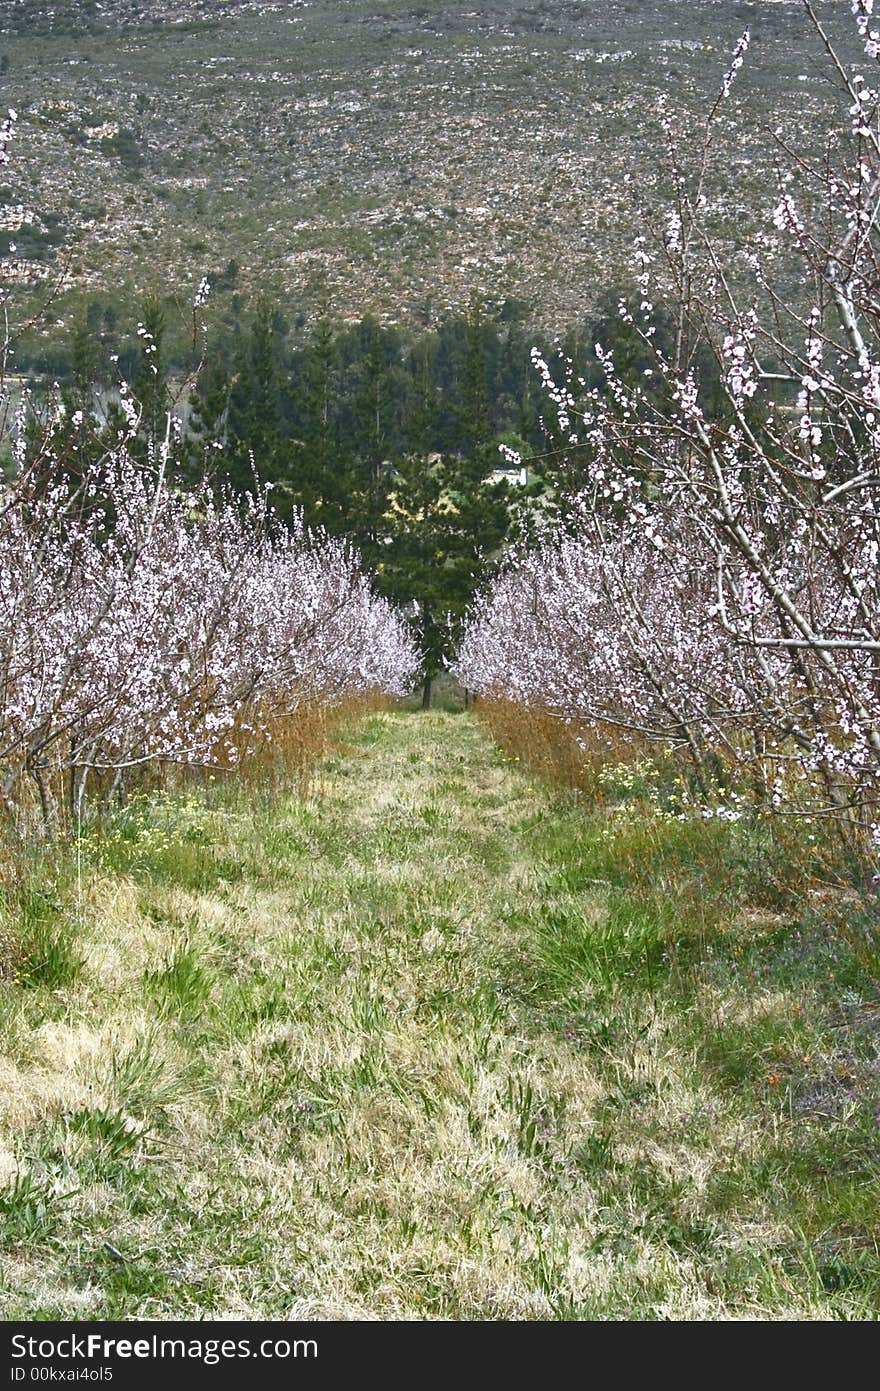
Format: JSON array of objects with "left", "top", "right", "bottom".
[{"left": 0, "top": 1, "right": 860, "bottom": 326}]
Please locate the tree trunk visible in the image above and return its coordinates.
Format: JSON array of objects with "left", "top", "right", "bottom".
[
  {"left": 31, "top": 764, "right": 57, "bottom": 840},
  {"left": 421, "top": 675, "right": 433, "bottom": 710}
]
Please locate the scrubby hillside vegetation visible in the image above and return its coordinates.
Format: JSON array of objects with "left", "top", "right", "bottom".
[{"left": 0, "top": 0, "right": 862, "bottom": 327}]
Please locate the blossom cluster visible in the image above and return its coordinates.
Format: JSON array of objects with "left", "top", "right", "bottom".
[
  {"left": 0, "top": 419, "right": 418, "bottom": 828},
  {"left": 457, "top": 510, "right": 880, "bottom": 810}
]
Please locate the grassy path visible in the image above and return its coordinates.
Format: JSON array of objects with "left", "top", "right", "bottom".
[{"left": 1, "top": 710, "right": 878, "bottom": 1318}]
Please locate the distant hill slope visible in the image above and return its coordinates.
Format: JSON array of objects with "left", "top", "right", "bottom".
[{"left": 0, "top": 1, "right": 861, "bottom": 327}]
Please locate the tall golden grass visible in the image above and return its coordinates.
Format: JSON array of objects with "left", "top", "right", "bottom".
[
  {"left": 217, "top": 693, "right": 390, "bottom": 792},
  {"left": 0, "top": 693, "right": 390, "bottom": 841},
  {"left": 473, "top": 697, "right": 647, "bottom": 801},
  {"left": 474, "top": 696, "right": 873, "bottom": 893}
]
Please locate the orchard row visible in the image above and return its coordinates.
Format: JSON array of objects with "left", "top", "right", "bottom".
[
  {"left": 0, "top": 418, "right": 418, "bottom": 831},
  {"left": 459, "top": 4, "right": 880, "bottom": 854}
]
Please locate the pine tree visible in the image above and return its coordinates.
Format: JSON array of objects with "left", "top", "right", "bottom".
[
  {"left": 290, "top": 299, "right": 356, "bottom": 533},
  {"left": 70, "top": 314, "right": 99, "bottom": 406},
  {"left": 350, "top": 316, "right": 393, "bottom": 562},
  {"left": 380, "top": 320, "right": 513, "bottom": 707},
  {"left": 184, "top": 334, "right": 232, "bottom": 482},
  {"left": 378, "top": 339, "right": 444, "bottom": 705},
  {"left": 132, "top": 294, "right": 169, "bottom": 445},
  {"left": 226, "top": 297, "right": 288, "bottom": 495}
]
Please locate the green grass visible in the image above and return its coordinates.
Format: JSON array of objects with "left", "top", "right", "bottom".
[{"left": 0, "top": 709, "right": 878, "bottom": 1319}]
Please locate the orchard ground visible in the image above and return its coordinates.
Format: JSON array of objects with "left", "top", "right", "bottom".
[{"left": 1, "top": 705, "right": 879, "bottom": 1319}]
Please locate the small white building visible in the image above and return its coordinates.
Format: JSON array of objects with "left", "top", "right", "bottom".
[{"left": 489, "top": 465, "right": 529, "bottom": 488}]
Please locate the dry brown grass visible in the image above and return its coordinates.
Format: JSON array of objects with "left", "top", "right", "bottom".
[
  {"left": 215, "top": 694, "right": 389, "bottom": 792},
  {"left": 0, "top": 695, "right": 388, "bottom": 850},
  {"left": 473, "top": 698, "right": 646, "bottom": 799}
]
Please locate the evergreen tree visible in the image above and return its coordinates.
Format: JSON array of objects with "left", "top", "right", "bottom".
[
  {"left": 349, "top": 316, "right": 394, "bottom": 561},
  {"left": 184, "top": 334, "right": 233, "bottom": 482},
  {"left": 378, "top": 339, "right": 443, "bottom": 704},
  {"left": 289, "top": 299, "right": 355, "bottom": 533},
  {"left": 457, "top": 296, "right": 495, "bottom": 469},
  {"left": 132, "top": 294, "right": 169, "bottom": 444},
  {"left": 226, "top": 297, "right": 288, "bottom": 495},
  {"left": 381, "top": 323, "right": 513, "bottom": 707},
  {"left": 70, "top": 314, "right": 99, "bottom": 405}
]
